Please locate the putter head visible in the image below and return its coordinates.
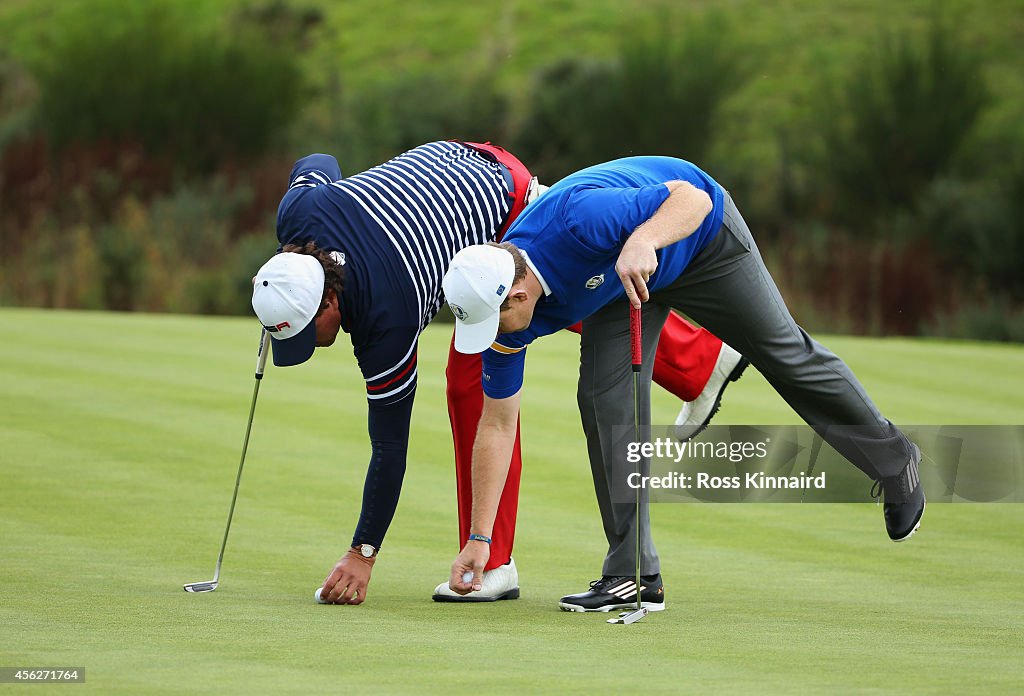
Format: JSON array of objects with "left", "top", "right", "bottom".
[
  {"left": 183, "top": 581, "right": 218, "bottom": 593},
  {"left": 607, "top": 607, "right": 648, "bottom": 625}
]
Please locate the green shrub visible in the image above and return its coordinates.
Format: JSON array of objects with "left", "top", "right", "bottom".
[
  {"left": 140, "top": 180, "right": 261, "bottom": 314},
  {"left": 96, "top": 220, "right": 146, "bottom": 312},
  {"left": 29, "top": 0, "right": 305, "bottom": 173},
  {"left": 919, "top": 173, "right": 1024, "bottom": 301},
  {"left": 224, "top": 234, "right": 279, "bottom": 315},
  {"left": 0, "top": 53, "right": 36, "bottom": 153},
  {"left": 514, "top": 12, "right": 746, "bottom": 181},
  {"left": 927, "top": 298, "right": 1024, "bottom": 343},
  {"left": 615, "top": 13, "right": 746, "bottom": 164},
  {"left": 333, "top": 71, "right": 509, "bottom": 174},
  {"left": 810, "top": 18, "right": 990, "bottom": 224},
  {"left": 174, "top": 233, "right": 277, "bottom": 317},
  {"left": 3, "top": 216, "right": 109, "bottom": 310},
  {"left": 511, "top": 58, "right": 618, "bottom": 180}
]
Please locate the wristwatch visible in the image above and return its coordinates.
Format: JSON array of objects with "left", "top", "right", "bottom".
[{"left": 354, "top": 543, "right": 377, "bottom": 558}]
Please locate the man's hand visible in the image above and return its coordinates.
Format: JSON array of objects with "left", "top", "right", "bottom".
[
  {"left": 319, "top": 548, "right": 376, "bottom": 605},
  {"left": 449, "top": 540, "right": 491, "bottom": 595},
  {"left": 615, "top": 180, "right": 713, "bottom": 308},
  {"left": 616, "top": 237, "right": 658, "bottom": 308}
]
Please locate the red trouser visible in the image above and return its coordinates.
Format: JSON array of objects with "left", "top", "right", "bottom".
[{"left": 445, "top": 311, "right": 722, "bottom": 570}]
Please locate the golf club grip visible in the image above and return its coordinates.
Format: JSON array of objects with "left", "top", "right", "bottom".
[
  {"left": 255, "top": 329, "right": 270, "bottom": 379},
  {"left": 630, "top": 305, "right": 642, "bottom": 371}
]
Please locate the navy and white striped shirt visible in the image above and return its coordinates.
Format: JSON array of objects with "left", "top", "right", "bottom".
[
  {"left": 274, "top": 141, "right": 514, "bottom": 549},
  {"left": 277, "top": 141, "right": 512, "bottom": 405}
]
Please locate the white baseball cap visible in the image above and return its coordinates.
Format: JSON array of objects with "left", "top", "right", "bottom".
[
  {"left": 251, "top": 252, "right": 325, "bottom": 367},
  {"left": 443, "top": 245, "right": 515, "bottom": 354}
]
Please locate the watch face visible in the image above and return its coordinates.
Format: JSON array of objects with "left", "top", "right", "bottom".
[{"left": 359, "top": 544, "right": 374, "bottom": 558}]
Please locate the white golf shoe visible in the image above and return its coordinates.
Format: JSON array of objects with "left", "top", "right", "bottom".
[
  {"left": 675, "top": 342, "right": 748, "bottom": 441},
  {"left": 431, "top": 558, "right": 520, "bottom": 602}
]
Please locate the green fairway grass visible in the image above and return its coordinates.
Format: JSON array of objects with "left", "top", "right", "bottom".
[{"left": 1, "top": 308, "right": 1022, "bottom": 694}]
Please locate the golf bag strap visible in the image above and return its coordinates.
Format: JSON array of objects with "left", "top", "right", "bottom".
[{"left": 458, "top": 141, "right": 535, "bottom": 239}]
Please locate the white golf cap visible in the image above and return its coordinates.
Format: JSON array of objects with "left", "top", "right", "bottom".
[
  {"left": 443, "top": 245, "right": 515, "bottom": 354},
  {"left": 251, "top": 252, "right": 325, "bottom": 367}
]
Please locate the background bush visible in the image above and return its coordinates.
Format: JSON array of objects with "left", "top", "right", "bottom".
[
  {"left": 798, "top": 18, "right": 990, "bottom": 227},
  {"left": 0, "top": 1, "right": 1022, "bottom": 342},
  {"left": 764, "top": 16, "right": 1020, "bottom": 339},
  {"left": 29, "top": 0, "right": 305, "bottom": 174},
  {"left": 331, "top": 71, "right": 509, "bottom": 175},
  {"left": 513, "top": 13, "right": 745, "bottom": 180}
]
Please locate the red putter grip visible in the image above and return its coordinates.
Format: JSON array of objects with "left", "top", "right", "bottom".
[{"left": 630, "top": 306, "right": 642, "bottom": 372}]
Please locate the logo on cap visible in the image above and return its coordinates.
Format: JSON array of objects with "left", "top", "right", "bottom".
[
  {"left": 496, "top": 284, "right": 506, "bottom": 296},
  {"left": 585, "top": 274, "right": 604, "bottom": 290},
  {"left": 263, "top": 322, "right": 292, "bottom": 332},
  {"left": 449, "top": 303, "right": 468, "bottom": 321}
]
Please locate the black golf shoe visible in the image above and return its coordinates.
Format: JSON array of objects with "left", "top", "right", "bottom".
[
  {"left": 559, "top": 574, "right": 665, "bottom": 613},
  {"left": 873, "top": 444, "right": 926, "bottom": 542}
]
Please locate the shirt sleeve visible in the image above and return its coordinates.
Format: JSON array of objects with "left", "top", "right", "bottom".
[
  {"left": 276, "top": 154, "right": 344, "bottom": 247},
  {"left": 481, "top": 341, "right": 528, "bottom": 399},
  {"left": 351, "top": 389, "right": 414, "bottom": 549},
  {"left": 287, "top": 153, "right": 343, "bottom": 188},
  {"left": 349, "top": 329, "right": 419, "bottom": 548},
  {"left": 357, "top": 327, "right": 419, "bottom": 406},
  {"left": 566, "top": 184, "right": 671, "bottom": 255}
]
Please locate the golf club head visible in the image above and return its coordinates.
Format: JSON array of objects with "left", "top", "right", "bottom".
[
  {"left": 607, "top": 607, "right": 648, "bottom": 625},
  {"left": 183, "top": 581, "right": 218, "bottom": 593}
]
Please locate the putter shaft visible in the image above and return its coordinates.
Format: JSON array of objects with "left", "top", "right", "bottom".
[
  {"left": 184, "top": 330, "right": 269, "bottom": 592},
  {"left": 629, "top": 306, "right": 644, "bottom": 620}
]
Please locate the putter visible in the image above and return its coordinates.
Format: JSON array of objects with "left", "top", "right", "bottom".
[
  {"left": 609, "top": 304, "right": 649, "bottom": 625},
  {"left": 184, "top": 329, "right": 270, "bottom": 593}
]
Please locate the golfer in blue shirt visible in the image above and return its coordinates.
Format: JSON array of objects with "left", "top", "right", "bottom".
[{"left": 442, "top": 155, "right": 925, "bottom": 613}]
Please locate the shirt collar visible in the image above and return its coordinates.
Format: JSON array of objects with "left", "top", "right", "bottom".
[{"left": 519, "top": 249, "right": 552, "bottom": 297}]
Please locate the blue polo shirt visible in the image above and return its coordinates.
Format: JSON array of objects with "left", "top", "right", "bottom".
[{"left": 481, "top": 156, "right": 724, "bottom": 399}]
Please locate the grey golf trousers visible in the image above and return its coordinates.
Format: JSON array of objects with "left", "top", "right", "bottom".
[{"left": 578, "top": 192, "right": 914, "bottom": 576}]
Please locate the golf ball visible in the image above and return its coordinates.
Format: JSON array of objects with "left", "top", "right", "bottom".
[
  {"left": 314, "top": 587, "right": 328, "bottom": 604},
  {"left": 462, "top": 571, "right": 473, "bottom": 584}
]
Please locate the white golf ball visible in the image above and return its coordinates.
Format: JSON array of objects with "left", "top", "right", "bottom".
[
  {"left": 314, "top": 587, "right": 328, "bottom": 604},
  {"left": 462, "top": 571, "right": 474, "bottom": 584}
]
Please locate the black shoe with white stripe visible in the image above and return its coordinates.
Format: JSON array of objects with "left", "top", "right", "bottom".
[
  {"left": 874, "top": 444, "right": 926, "bottom": 542},
  {"left": 559, "top": 574, "right": 665, "bottom": 613}
]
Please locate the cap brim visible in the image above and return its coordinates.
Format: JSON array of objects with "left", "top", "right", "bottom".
[
  {"left": 453, "top": 312, "right": 501, "bottom": 354},
  {"left": 269, "top": 319, "right": 317, "bottom": 367}
]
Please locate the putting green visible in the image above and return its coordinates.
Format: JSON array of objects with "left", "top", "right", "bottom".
[{"left": 1, "top": 308, "right": 1022, "bottom": 694}]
